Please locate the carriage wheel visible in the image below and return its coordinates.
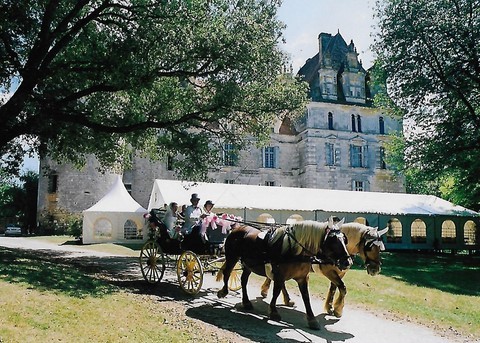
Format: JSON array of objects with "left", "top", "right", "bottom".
[
  {"left": 211, "top": 259, "right": 243, "bottom": 292},
  {"left": 177, "top": 251, "right": 203, "bottom": 295},
  {"left": 228, "top": 262, "right": 243, "bottom": 291},
  {"left": 139, "top": 240, "right": 165, "bottom": 284}
]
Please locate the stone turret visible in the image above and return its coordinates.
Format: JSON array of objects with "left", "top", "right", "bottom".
[{"left": 299, "top": 31, "right": 368, "bottom": 105}]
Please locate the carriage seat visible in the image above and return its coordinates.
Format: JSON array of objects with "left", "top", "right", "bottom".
[{"left": 206, "top": 226, "right": 227, "bottom": 255}]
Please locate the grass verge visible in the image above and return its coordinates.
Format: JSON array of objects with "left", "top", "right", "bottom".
[
  {"left": 296, "top": 252, "right": 480, "bottom": 340},
  {"left": 0, "top": 246, "right": 238, "bottom": 343}
]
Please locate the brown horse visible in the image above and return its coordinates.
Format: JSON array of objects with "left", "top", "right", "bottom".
[
  {"left": 216, "top": 217, "right": 352, "bottom": 330},
  {"left": 260, "top": 222, "right": 388, "bottom": 318}
]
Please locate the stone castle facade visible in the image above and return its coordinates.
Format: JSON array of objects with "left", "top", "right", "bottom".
[{"left": 37, "top": 31, "right": 404, "bottom": 219}]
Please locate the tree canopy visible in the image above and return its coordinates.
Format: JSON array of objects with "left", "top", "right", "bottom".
[
  {"left": 0, "top": 0, "right": 307, "bottom": 179},
  {"left": 373, "top": 0, "right": 480, "bottom": 210}
]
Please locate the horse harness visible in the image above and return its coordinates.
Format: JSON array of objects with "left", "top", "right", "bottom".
[{"left": 255, "top": 226, "right": 349, "bottom": 266}]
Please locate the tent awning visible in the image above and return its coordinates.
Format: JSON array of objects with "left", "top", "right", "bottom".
[
  {"left": 148, "top": 179, "right": 479, "bottom": 217},
  {"left": 85, "top": 176, "right": 146, "bottom": 213}
]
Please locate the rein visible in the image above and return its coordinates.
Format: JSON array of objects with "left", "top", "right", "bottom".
[
  {"left": 221, "top": 217, "right": 288, "bottom": 231},
  {"left": 284, "top": 226, "right": 318, "bottom": 257}
]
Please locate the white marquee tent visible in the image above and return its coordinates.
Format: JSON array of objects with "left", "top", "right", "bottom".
[
  {"left": 148, "top": 179, "right": 479, "bottom": 250},
  {"left": 148, "top": 179, "right": 478, "bottom": 217},
  {"left": 83, "top": 176, "right": 148, "bottom": 244}
]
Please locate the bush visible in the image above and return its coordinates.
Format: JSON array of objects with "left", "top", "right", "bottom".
[{"left": 38, "top": 209, "right": 82, "bottom": 238}]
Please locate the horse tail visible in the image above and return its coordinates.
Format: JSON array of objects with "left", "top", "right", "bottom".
[{"left": 215, "top": 262, "right": 226, "bottom": 282}]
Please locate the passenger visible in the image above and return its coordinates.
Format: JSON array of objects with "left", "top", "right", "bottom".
[
  {"left": 162, "top": 202, "right": 181, "bottom": 240},
  {"left": 181, "top": 193, "right": 205, "bottom": 235},
  {"left": 203, "top": 200, "right": 215, "bottom": 216},
  {"left": 178, "top": 204, "right": 187, "bottom": 221},
  {"left": 181, "top": 193, "right": 208, "bottom": 253}
]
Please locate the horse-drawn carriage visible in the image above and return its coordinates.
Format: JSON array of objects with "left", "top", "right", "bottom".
[
  {"left": 139, "top": 208, "right": 242, "bottom": 295},
  {"left": 139, "top": 208, "right": 387, "bottom": 330}
]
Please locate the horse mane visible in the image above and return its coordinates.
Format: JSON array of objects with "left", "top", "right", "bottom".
[
  {"left": 281, "top": 220, "right": 329, "bottom": 255},
  {"left": 339, "top": 222, "right": 374, "bottom": 253}
]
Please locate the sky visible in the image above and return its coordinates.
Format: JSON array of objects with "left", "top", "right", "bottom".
[
  {"left": 277, "top": 0, "right": 377, "bottom": 72},
  {"left": 20, "top": 0, "right": 378, "bottom": 173}
]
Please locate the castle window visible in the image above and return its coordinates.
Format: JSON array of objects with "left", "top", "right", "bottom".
[
  {"left": 357, "top": 115, "right": 362, "bottom": 132},
  {"left": 262, "top": 146, "right": 278, "bottom": 168},
  {"left": 167, "top": 155, "right": 174, "bottom": 171},
  {"left": 351, "top": 115, "right": 356, "bottom": 132},
  {"left": 350, "top": 144, "right": 368, "bottom": 168},
  {"left": 353, "top": 180, "right": 365, "bottom": 191},
  {"left": 351, "top": 145, "right": 362, "bottom": 167},
  {"left": 328, "top": 112, "right": 334, "bottom": 130},
  {"left": 48, "top": 172, "right": 58, "bottom": 193},
  {"left": 124, "top": 183, "right": 132, "bottom": 195},
  {"left": 326, "top": 143, "right": 335, "bottom": 166},
  {"left": 379, "top": 116, "right": 385, "bottom": 134},
  {"left": 223, "top": 143, "right": 237, "bottom": 166},
  {"left": 379, "top": 147, "right": 387, "bottom": 169}
]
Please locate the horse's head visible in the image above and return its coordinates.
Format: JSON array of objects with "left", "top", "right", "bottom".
[
  {"left": 360, "top": 227, "right": 388, "bottom": 276},
  {"left": 321, "top": 218, "right": 353, "bottom": 271}
]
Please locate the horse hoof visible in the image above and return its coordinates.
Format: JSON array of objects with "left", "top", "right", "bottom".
[
  {"left": 285, "top": 300, "right": 295, "bottom": 307},
  {"left": 325, "top": 308, "right": 334, "bottom": 315},
  {"left": 243, "top": 301, "right": 253, "bottom": 310},
  {"left": 307, "top": 319, "right": 320, "bottom": 330},
  {"left": 333, "top": 311, "right": 343, "bottom": 318},
  {"left": 260, "top": 291, "right": 268, "bottom": 298},
  {"left": 217, "top": 289, "right": 227, "bottom": 298}
]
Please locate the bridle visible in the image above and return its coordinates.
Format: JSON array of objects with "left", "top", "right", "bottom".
[
  {"left": 316, "top": 228, "right": 353, "bottom": 269},
  {"left": 362, "top": 230, "right": 385, "bottom": 267}
]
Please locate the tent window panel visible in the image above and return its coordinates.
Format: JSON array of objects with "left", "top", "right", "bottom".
[
  {"left": 387, "top": 218, "right": 402, "bottom": 243},
  {"left": 441, "top": 220, "right": 456, "bottom": 244},
  {"left": 124, "top": 219, "right": 142, "bottom": 240},
  {"left": 354, "top": 217, "right": 367, "bottom": 225},
  {"left": 94, "top": 218, "right": 113, "bottom": 238},
  {"left": 411, "top": 219, "right": 427, "bottom": 243},
  {"left": 286, "top": 214, "right": 304, "bottom": 225},
  {"left": 257, "top": 213, "right": 275, "bottom": 224},
  {"left": 464, "top": 220, "right": 477, "bottom": 245}
]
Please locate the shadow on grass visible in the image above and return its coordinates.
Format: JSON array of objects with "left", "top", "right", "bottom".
[
  {"left": 377, "top": 252, "right": 480, "bottom": 296},
  {"left": 0, "top": 247, "right": 138, "bottom": 298},
  {"left": 186, "top": 297, "right": 353, "bottom": 343}
]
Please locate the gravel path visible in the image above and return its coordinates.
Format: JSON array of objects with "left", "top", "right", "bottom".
[{"left": 0, "top": 236, "right": 474, "bottom": 343}]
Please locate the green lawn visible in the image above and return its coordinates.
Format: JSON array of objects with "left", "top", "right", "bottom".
[
  {"left": 303, "top": 252, "right": 480, "bottom": 339},
  {"left": 1, "top": 239, "right": 479, "bottom": 341}
]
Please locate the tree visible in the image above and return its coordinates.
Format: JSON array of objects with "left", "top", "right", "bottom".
[
  {"left": 0, "top": 169, "right": 37, "bottom": 231},
  {"left": 0, "top": 0, "right": 308, "bottom": 180},
  {"left": 373, "top": 0, "right": 480, "bottom": 210}
]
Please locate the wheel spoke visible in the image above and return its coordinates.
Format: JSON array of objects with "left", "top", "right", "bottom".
[{"left": 140, "top": 241, "right": 164, "bottom": 284}]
